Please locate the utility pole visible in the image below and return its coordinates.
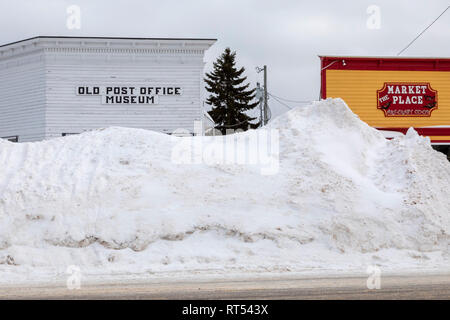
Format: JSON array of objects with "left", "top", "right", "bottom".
[
  {"left": 263, "top": 65, "right": 268, "bottom": 125},
  {"left": 256, "top": 82, "right": 264, "bottom": 128},
  {"left": 256, "top": 65, "right": 268, "bottom": 126}
]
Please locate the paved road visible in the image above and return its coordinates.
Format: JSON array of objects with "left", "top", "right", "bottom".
[{"left": 0, "top": 274, "right": 449, "bottom": 299}]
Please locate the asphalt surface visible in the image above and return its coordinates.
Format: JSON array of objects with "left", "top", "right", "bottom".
[{"left": 0, "top": 273, "right": 449, "bottom": 299}]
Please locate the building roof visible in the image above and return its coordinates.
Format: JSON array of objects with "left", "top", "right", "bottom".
[
  {"left": 319, "top": 55, "right": 450, "bottom": 60},
  {"left": 319, "top": 55, "right": 450, "bottom": 72},
  {"left": 0, "top": 36, "right": 217, "bottom": 62},
  {"left": 0, "top": 36, "right": 217, "bottom": 49}
]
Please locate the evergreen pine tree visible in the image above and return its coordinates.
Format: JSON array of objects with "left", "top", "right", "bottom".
[{"left": 205, "top": 48, "right": 259, "bottom": 135}]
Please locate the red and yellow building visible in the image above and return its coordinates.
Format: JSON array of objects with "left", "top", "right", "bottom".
[{"left": 320, "top": 56, "right": 450, "bottom": 145}]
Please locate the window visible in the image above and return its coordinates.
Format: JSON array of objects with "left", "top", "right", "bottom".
[{"left": 2, "top": 136, "right": 18, "bottom": 142}]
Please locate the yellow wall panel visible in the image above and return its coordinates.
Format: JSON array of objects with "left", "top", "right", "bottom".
[{"left": 325, "top": 70, "right": 450, "bottom": 128}]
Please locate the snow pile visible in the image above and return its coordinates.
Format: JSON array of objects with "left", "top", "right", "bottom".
[{"left": 0, "top": 98, "right": 448, "bottom": 280}]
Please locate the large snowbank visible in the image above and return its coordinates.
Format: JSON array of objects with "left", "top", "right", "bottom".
[{"left": 0, "top": 98, "right": 448, "bottom": 281}]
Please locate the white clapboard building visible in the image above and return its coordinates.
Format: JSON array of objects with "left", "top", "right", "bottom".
[{"left": 0, "top": 36, "right": 216, "bottom": 142}]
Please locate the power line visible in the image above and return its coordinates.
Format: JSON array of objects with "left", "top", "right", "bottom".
[
  {"left": 397, "top": 6, "right": 450, "bottom": 56},
  {"left": 269, "top": 93, "right": 294, "bottom": 110},
  {"left": 268, "top": 92, "right": 313, "bottom": 111},
  {"left": 217, "top": 119, "right": 252, "bottom": 128},
  {"left": 268, "top": 92, "right": 312, "bottom": 104}
]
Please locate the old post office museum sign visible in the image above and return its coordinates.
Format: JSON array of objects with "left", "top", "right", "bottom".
[
  {"left": 377, "top": 82, "right": 438, "bottom": 117},
  {"left": 77, "top": 85, "right": 182, "bottom": 105}
]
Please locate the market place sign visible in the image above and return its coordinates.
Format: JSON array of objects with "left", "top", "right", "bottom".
[
  {"left": 377, "top": 82, "right": 438, "bottom": 117},
  {"left": 76, "top": 86, "right": 182, "bottom": 104}
]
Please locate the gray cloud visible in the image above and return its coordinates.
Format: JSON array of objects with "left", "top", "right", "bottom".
[{"left": 1, "top": 0, "right": 449, "bottom": 118}]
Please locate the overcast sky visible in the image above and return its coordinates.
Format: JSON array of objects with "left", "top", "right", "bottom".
[{"left": 1, "top": 0, "right": 449, "bottom": 118}]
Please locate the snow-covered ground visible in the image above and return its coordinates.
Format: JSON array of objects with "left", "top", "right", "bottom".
[{"left": 0, "top": 98, "right": 448, "bottom": 283}]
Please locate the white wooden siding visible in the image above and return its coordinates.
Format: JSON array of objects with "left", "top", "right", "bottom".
[
  {"left": 44, "top": 58, "right": 204, "bottom": 137},
  {"left": 0, "top": 52, "right": 46, "bottom": 142},
  {"left": 0, "top": 37, "right": 216, "bottom": 142}
]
